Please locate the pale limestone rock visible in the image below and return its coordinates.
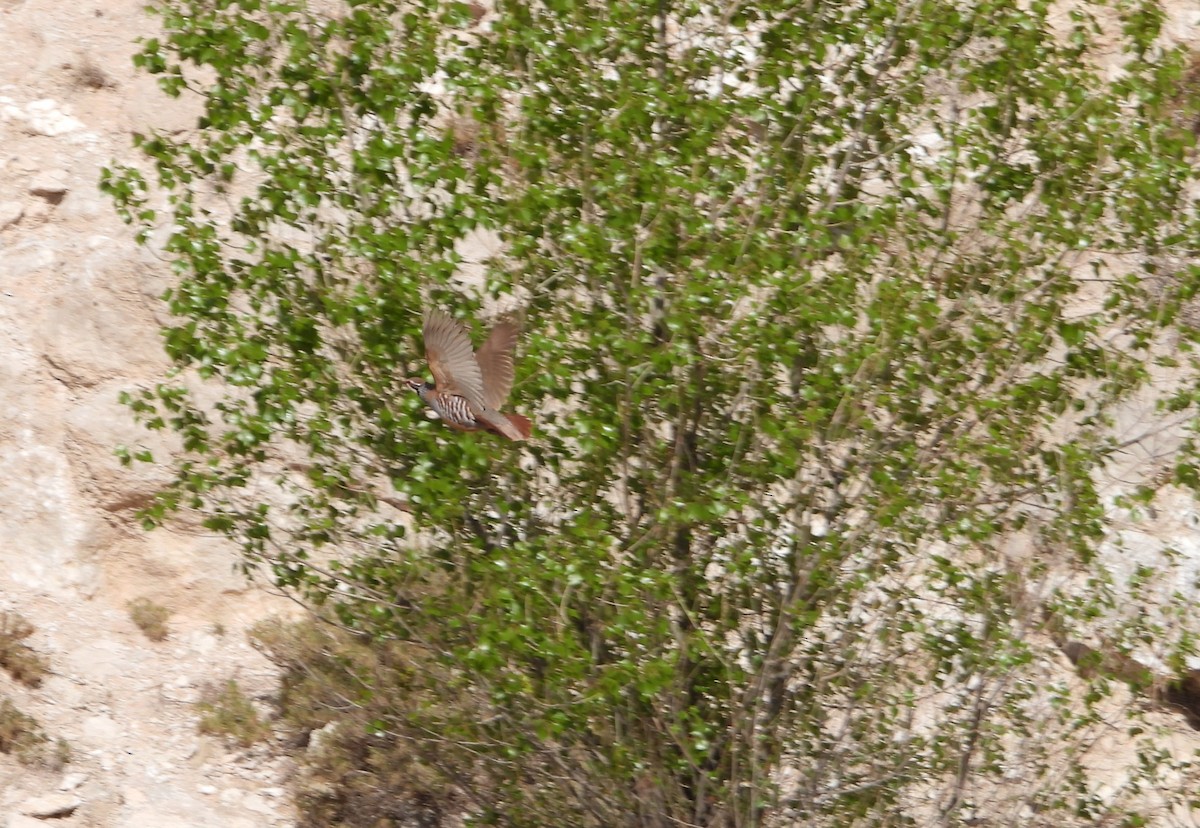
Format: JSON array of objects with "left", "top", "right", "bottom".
[
  {"left": 27, "top": 169, "right": 69, "bottom": 201},
  {"left": 18, "top": 792, "right": 81, "bottom": 818},
  {"left": 58, "top": 183, "right": 106, "bottom": 219},
  {"left": 64, "top": 381, "right": 178, "bottom": 515},
  {"left": 120, "top": 787, "right": 148, "bottom": 806},
  {"left": 80, "top": 714, "right": 121, "bottom": 744},
  {"left": 0, "top": 444, "right": 91, "bottom": 592},
  {"left": 37, "top": 287, "right": 162, "bottom": 387},
  {"left": 122, "top": 74, "right": 200, "bottom": 135},
  {"left": 307, "top": 720, "right": 339, "bottom": 756},
  {"left": 22, "top": 100, "right": 84, "bottom": 136},
  {"left": 241, "top": 792, "right": 274, "bottom": 814},
  {"left": 20, "top": 198, "right": 56, "bottom": 224},
  {"left": 160, "top": 682, "right": 199, "bottom": 705},
  {"left": 57, "top": 771, "right": 87, "bottom": 791},
  {"left": 118, "top": 812, "right": 193, "bottom": 828},
  {"left": 0, "top": 242, "right": 56, "bottom": 279},
  {"left": 0, "top": 200, "right": 22, "bottom": 230},
  {"left": 7, "top": 815, "right": 44, "bottom": 828},
  {"left": 191, "top": 632, "right": 219, "bottom": 654}
]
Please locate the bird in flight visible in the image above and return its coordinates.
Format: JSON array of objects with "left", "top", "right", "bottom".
[{"left": 406, "top": 309, "right": 532, "bottom": 441}]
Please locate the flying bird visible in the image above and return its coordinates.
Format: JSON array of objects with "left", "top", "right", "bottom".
[{"left": 406, "top": 309, "right": 532, "bottom": 441}]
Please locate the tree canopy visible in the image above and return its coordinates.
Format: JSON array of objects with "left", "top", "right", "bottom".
[{"left": 105, "top": 0, "right": 1200, "bottom": 825}]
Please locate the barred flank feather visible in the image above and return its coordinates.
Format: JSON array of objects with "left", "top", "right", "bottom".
[{"left": 439, "top": 394, "right": 478, "bottom": 428}]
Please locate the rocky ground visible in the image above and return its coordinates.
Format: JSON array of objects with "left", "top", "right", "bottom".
[{"left": 0, "top": 1, "right": 296, "bottom": 825}]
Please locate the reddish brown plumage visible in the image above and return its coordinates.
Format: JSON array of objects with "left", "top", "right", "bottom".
[
  {"left": 408, "top": 310, "right": 532, "bottom": 441},
  {"left": 503, "top": 412, "right": 533, "bottom": 440}
]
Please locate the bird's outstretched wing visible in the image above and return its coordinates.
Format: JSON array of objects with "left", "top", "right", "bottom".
[
  {"left": 475, "top": 321, "right": 518, "bottom": 411},
  {"left": 423, "top": 310, "right": 486, "bottom": 409}
]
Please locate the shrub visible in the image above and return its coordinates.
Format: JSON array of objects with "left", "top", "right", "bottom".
[
  {"left": 196, "top": 679, "right": 270, "bottom": 747},
  {"left": 251, "top": 618, "right": 462, "bottom": 827},
  {"left": 0, "top": 697, "right": 50, "bottom": 766},
  {"left": 0, "top": 612, "right": 49, "bottom": 687},
  {"left": 127, "top": 598, "right": 171, "bottom": 642}
]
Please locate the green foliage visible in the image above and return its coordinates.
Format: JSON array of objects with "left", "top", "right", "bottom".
[{"left": 106, "top": 0, "right": 1200, "bottom": 825}]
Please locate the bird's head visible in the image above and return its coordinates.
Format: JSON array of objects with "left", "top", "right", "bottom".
[{"left": 405, "top": 378, "right": 429, "bottom": 394}]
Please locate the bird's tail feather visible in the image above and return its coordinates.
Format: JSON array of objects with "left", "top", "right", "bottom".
[
  {"left": 505, "top": 413, "right": 533, "bottom": 440},
  {"left": 477, "top": 409, "right": 533, "bottom": 441}
]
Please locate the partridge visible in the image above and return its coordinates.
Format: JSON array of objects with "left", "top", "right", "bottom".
[{"left": 406, "top": 309, "right": 532, "bottom": 441}]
